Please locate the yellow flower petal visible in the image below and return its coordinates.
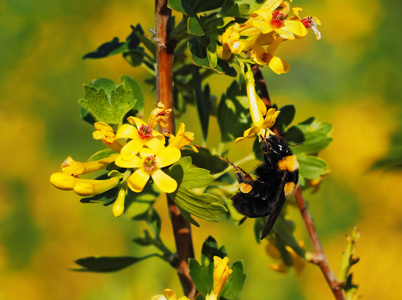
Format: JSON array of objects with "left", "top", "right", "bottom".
[
  {"left": 50, "top": 173, "right": 77, "bottom": 190},
  {"left": 155, "top": 146, "right": 181, "bottom": 168},
  {"left": 269, "top": 56, "right": 290, "bottom": 74},
  {"left": 282, "top": 20, "right": 308, "bottom": 37},
  {"left": 260, "top": 108, "right": 280, "bottom": 129},
  {"left": 115, "top": 153, "right": 143, "bottom": 168},
  {"left": 212, "top": 256, "right": 233, "bottom": 297},
  {"left": 127, "top": 168, "right": 150, "bottom": 192},
  {"left": 116, "top": 123, "right": 139, "bottom": 140},
  {"left": 259, "top": 0, "right": 282, "bottom": 12},
  {"left": 73, "top": 177, "right": 120, "bottom": 196},
  {"left": 145, "top": 138, "right": 166, "bottom": 153},
  {"left": 120, "top": 139, "right": 143, "bottom": 161},
  {"left": 151, "top": 169, "right": 177, "bottom": 193}
]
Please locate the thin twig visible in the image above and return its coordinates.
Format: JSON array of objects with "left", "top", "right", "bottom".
[
  {"left": 155, "top": 0, "right": 196, "bottom": 298},
  {"left": 295, "top": 187, "right": 345, "bottom": 300},
  {"left": 253, "top": 66, "right": 345, "bottom": 300}
]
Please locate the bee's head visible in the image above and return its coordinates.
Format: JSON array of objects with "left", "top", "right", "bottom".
[{"left": 265, "top": 135, "right": 291, "bottom": 157}]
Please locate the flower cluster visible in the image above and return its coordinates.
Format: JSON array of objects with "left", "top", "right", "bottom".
[
  {"left": 220, "top": 0, "right": 321, "bottom": 74},
  {"left": 50, "top": 102, "right": 196, "bottom": 217}
]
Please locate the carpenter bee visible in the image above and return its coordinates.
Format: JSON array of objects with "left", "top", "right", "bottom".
[{"left": 231, "top": 132, "right": 299, "bottom": 239}]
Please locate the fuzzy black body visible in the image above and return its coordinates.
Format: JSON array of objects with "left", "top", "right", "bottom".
[{"left": 231, "top": 135, "right": 299, "bottom": 239}]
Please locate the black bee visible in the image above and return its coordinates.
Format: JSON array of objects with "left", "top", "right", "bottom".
[{"left": 231, "top": 133, "right": 299, "bottom": 239}]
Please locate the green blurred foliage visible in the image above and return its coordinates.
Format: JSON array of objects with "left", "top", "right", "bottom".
[{"left": 0, "top": 0, "right": 401, "bottom": 299}]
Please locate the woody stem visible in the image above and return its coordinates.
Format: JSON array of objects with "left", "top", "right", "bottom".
[{"left": 155, "top": 0, "right": 196, "bottom": 298}]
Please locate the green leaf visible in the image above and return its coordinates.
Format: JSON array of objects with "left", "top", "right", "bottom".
[
  {"left": 188, "top": 38, "right": 237, "bottom": 76},
  {"left": 188, "top": 16, "right": 205, "bottom": 36},
  {"left": 207, "top": 40, "right": 218, "bottom": 69},
  {"left": 123, "top": 49, "right": 145, "bottom": 67},
  {"left": 181, "top": 147, "right": 228, "bottom": 174},
  {"left": 78, "top": 78, "right": 137, "bottom": 127},
  {"left": 296, "top": 154, "right": 329, "bottom": 180},
  {"left": 120, "top": 75, "right": 144, "bottom": 114},
  {"left": 193, "top": 68, "right": 210, "bottom": 142},
  {"left": 169, "top": 0, "right": 225, "bottom": 14},
  {"left": 87, "top": 149, "right": 117, "bottom": 162},
  {"left": 217, "top": 80, "right": 251, "bottom": 142},
  {"left": 168, "top": 157, "right": 214, "bottom": 189},
  {"left": 189, "top": 258, "right": 214, "bottom": 295},
  {"left": 201, "top": 236, "right": 227, "bottom": 262},
  {"left": 285, "top": 117, "right": 333, "bottom": 155},
  {"left": 80, "top": 182, "right": 118, "bottom": 206},
  {"left": 188, "top": 38, "right": 210, "bottom": 68},
  {"left": 130, "top": 24, "right": 156, "bottom": 56},
  {"left": 125, "top": 184, "right": 160, "bottom": 219},
  {"left": 73, "top": 255, "right": 157, "bottom": 272},
  {"left": 276, "top": 104, "right": 296, "bottom": 133},
  {"left": 83, "top": 27, "right": 142, "bottom": 59},
  {"left": 166, "top": 158, "right": 227, "bottom": 222},
  {"left": 189, "top": 236, "right": 228, "bottom": 295},
  {"left": 220, "top": 261, "right": 246, "bottom": 299}
]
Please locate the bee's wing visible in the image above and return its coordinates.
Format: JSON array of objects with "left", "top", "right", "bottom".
[{"left": 260, "top": 173, "right": 287, "bottom": 240}]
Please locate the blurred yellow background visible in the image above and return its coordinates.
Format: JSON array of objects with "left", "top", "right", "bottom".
[{"left": 1, "top": 0, "right": 401, "bottom": 299}]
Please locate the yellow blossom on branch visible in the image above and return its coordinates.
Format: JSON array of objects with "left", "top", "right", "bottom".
[
  {"left": 60, "top": 154, "right": 118, "bottom": 176},
  {"left": 220, "top": 0, "right": 320, "bottom": 73},
  {"left": 235, "top": 69, "right": 280, "bottom": 142},
  {"left": 116, "top": 117, "right": 165, "bottom": 161},
  {"left": 165, "top": 122, "right": 198, "bottom": 152},
  {"left": 50, "top": 172, "right": 120, "bottom": 196},
  {"left": 115, "top": 145, "right": 181, "bottom": 193},
  {"left": 206, "top": 256, "right": 233, "bottom": 299},
  {"left": 147, "top": 101, "right": 172, "bottom": 128},
  {"left": 92, "top": 122, "right": 123, "bottom": 152}
]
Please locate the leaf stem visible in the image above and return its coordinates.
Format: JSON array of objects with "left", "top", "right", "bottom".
[{"left": 155, "top": 0, "right": 196, "bottom": 298}]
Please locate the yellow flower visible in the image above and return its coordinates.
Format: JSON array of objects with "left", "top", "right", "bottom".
[
  {"left": 116, "top": 117, "right": 165, "bottom": 162},
  {"left": 250, "top": 36, "right": 290, "bottom": 74},
  {"left": 60, "top": 154, "right": 118, "bottom": 176},
  {"left": 207, "top": 256, "right": 233, "bottom": 299},
  {"left": 115, "top": 145, "right": 181, "bottom": 193},
  {"left": 236, "top": 69, "right": 280, "bottom": 142},
  {"left": 50, "top": 172, "right": 120, "bottom": 196},
  {"left": 151, "top": 289, "right": 190, "bottom": 300},
  {"left": 290, "top": 7, "right": 321, "bottom": 40},
  {"left": 92, "top": 122, "right": 123, "bottom": 152},
  {"left": 147, "top": 101, "right": 172, "bottom": 129},
  {"left": 165, "top": 123, "right": 198, "bottom": 152}
]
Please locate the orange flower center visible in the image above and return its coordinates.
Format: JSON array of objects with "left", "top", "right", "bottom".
[
  {"left": 143, "top": 155, "right": 157, "bottom": 172},
  {"left": 138, "top": 124, "right": 153, "bottom": 139},
  {"left": 271, "top": 11, "right": 285, "bottom": 28}
]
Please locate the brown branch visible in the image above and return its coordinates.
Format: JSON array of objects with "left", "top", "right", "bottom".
[
  {"left": 253, "top": 66, "right": 345, "bottom": 300},
  {"left": 252, "top": 65, "right": 271, "bottom": 107},
  {"left": 155, "top": 0, "right": 196, "bottom": 298},
  {"left": 295, "top": 187, "right": 345, "bottom": 300}
]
